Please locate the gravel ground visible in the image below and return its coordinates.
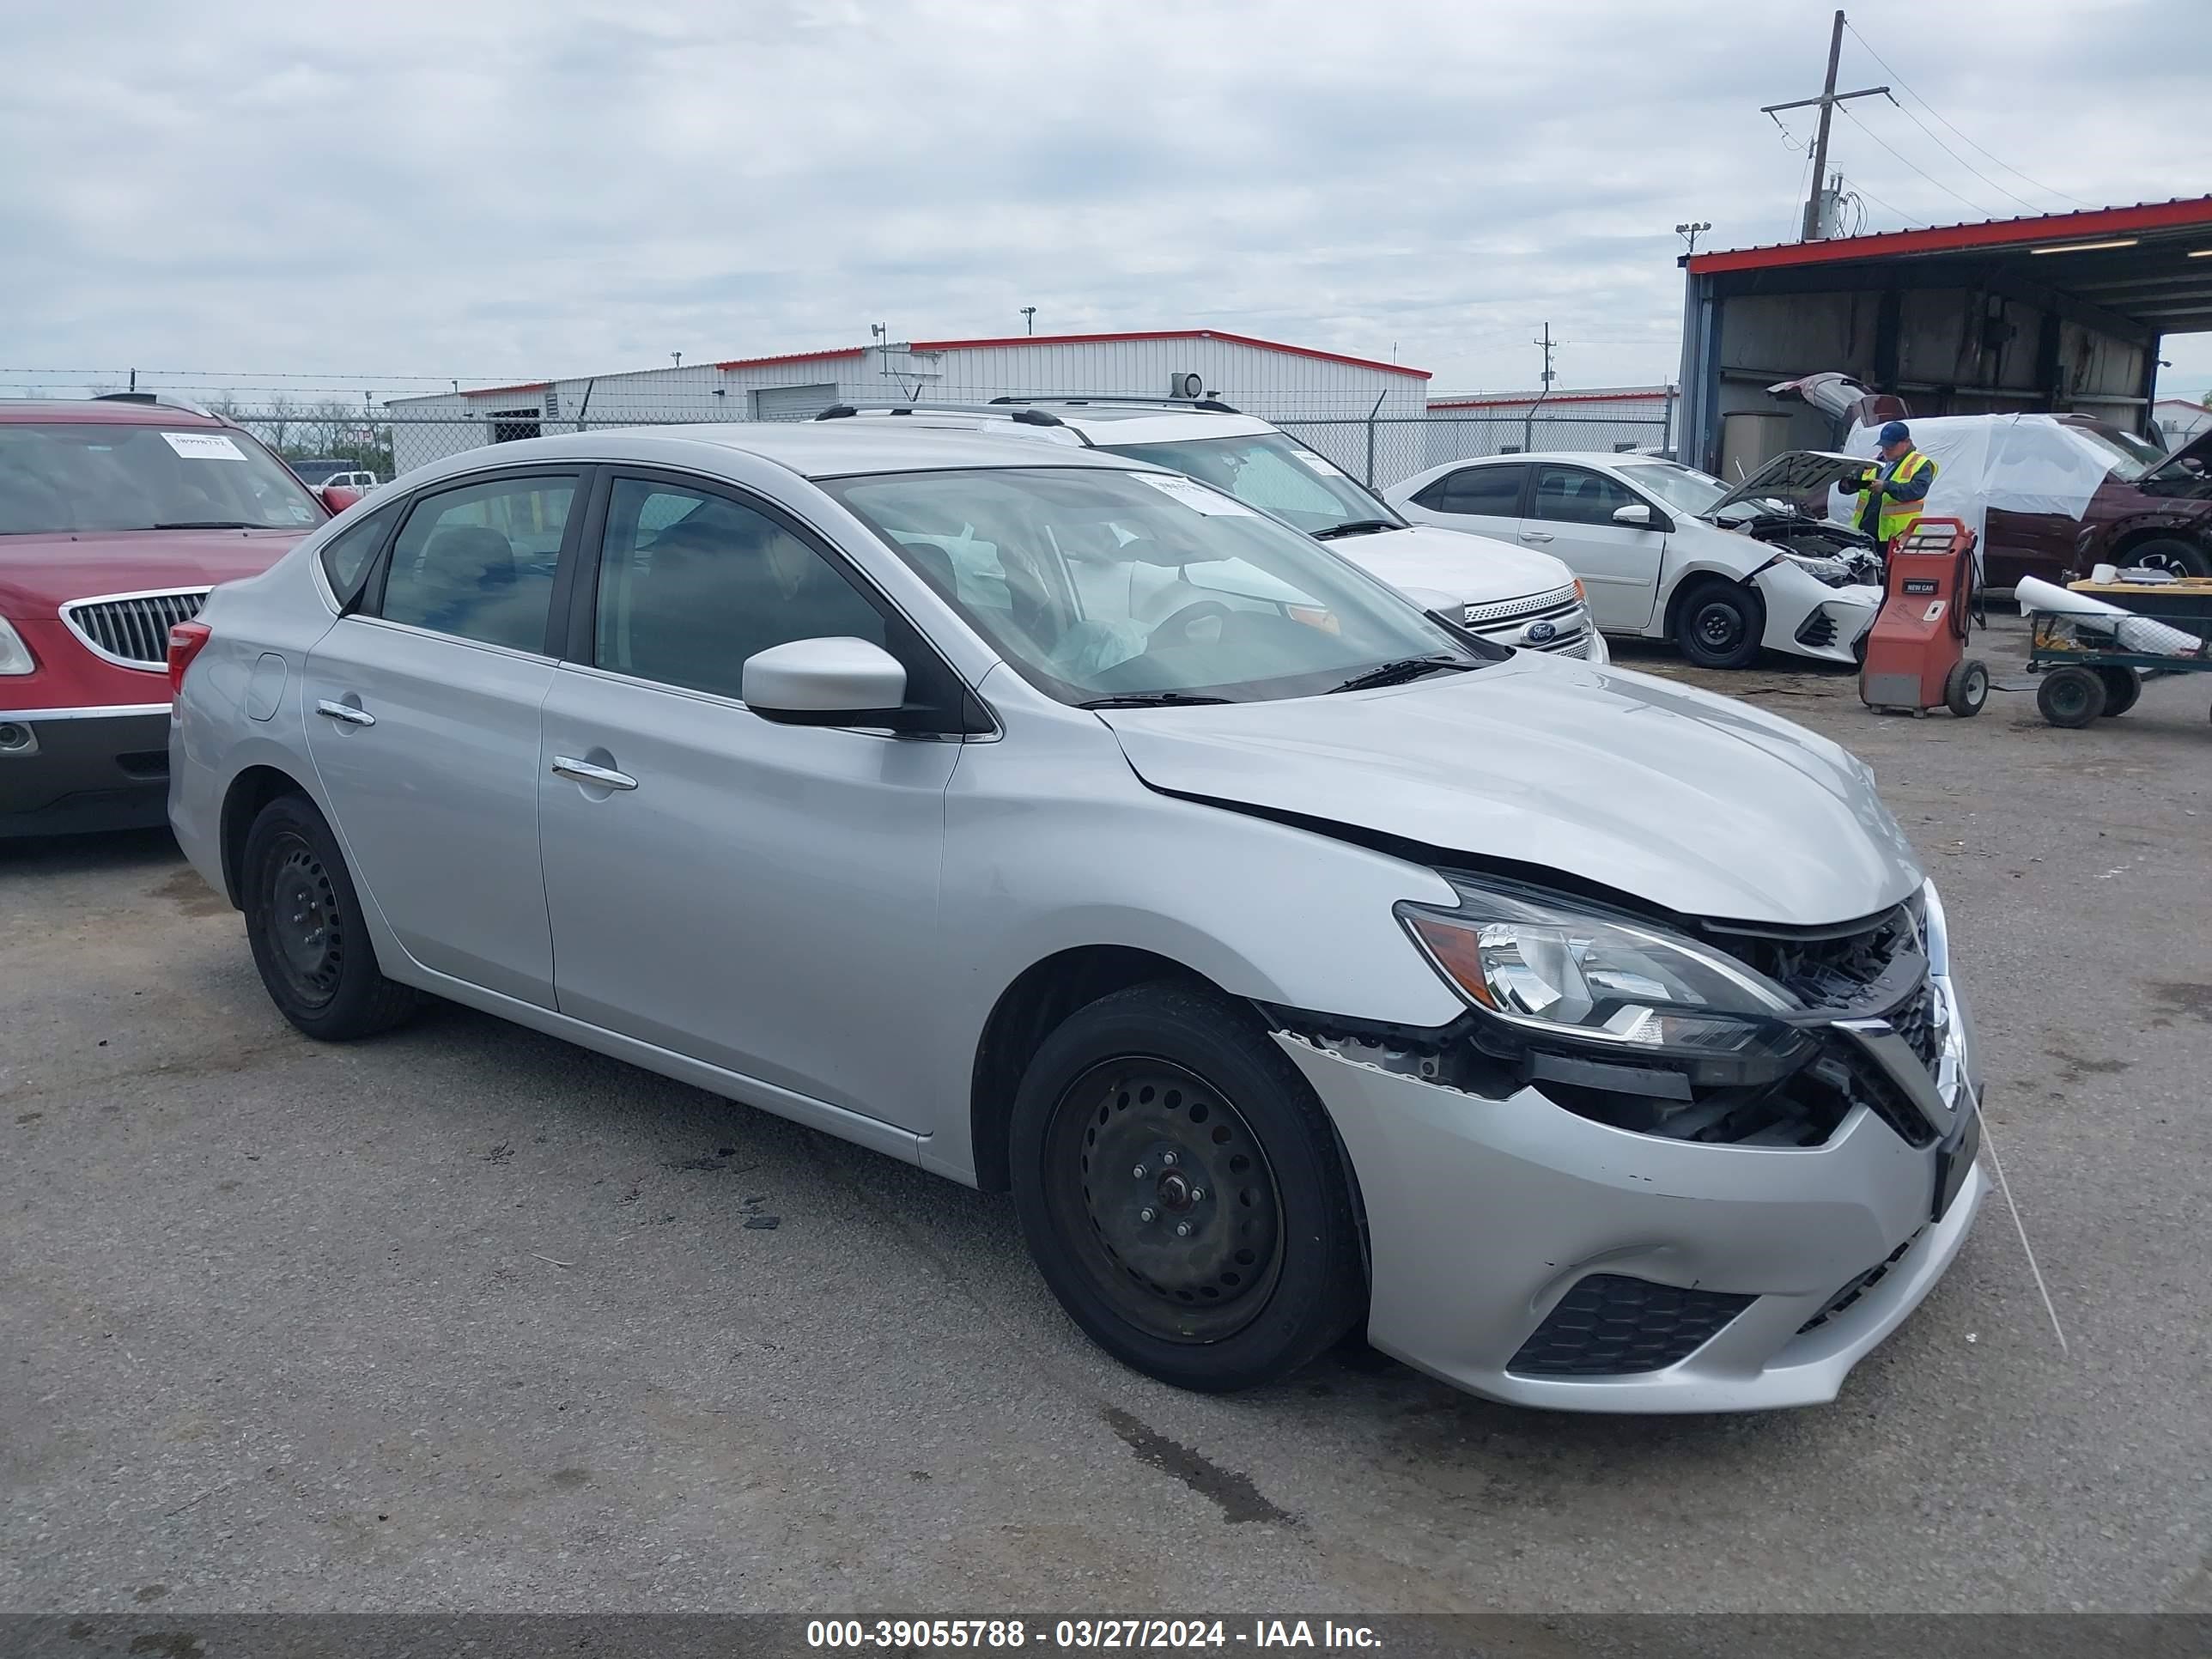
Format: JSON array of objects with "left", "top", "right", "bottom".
[{"left": 3, "top": 614, "right": 2208, "bottom": 1615}]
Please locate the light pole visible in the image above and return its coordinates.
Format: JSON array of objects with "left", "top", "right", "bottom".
[
  {"left": 1675, "top": 221, "right": 1712, "bottom": 257},
  {"left": 1020, "top": 307, "right": 1036, "bottom": 335}
]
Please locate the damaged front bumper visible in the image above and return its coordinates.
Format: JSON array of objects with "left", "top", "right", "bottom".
[
  {"left": 1276, "top": 903, "right": 1985, "bottom": 1413},
  {"left": 1755, "top": 563, "right": 1881, "bottom": 665}
]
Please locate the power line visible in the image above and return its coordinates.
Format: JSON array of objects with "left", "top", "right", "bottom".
[
  {"left": 1842, "top": 19, "right": 2097, "bottom": 211},
  {"left": 1837, "top": 102, "right": 1995, "bottom": 219},
  {"left": 1869, "top": 89, "right": 2044, "bottom": 216}
]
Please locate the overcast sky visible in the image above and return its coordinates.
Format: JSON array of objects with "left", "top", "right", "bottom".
[{"left": 3, "top": 0, "right": 2208, "bottom": 405}]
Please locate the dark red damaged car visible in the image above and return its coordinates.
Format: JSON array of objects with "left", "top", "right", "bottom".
[{"left": 0, "top": 397, "right": 355, "bottom": 836}]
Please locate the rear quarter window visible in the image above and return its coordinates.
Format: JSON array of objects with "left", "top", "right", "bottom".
[{"left": 318, "top": 498, "right": 402, "bottom": 606}]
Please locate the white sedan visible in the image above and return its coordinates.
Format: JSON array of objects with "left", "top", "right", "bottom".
[{"left": 1385, "top": 452, "right": 1885, "bottom": 669}]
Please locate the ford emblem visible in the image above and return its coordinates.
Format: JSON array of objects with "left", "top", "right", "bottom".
[{"left": 1524, "top": 620, "right": 1559, "bottom": 645}]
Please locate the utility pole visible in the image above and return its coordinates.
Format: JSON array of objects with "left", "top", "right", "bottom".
[
  {"left": 1020, "top": 307, "right": 1036, "bottom": 335},
  {"left": 1523, "top": 322, "right": 1556, "bottom": 453},
  {"left": 1759, "top": 9, "right": 1887, "bottom": 240}
]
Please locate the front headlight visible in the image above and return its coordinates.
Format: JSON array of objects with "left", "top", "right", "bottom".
[
  {"left": 1781, "top": 551, "right": 1854, "bottom": 586},
  {"left": 1400, "top": 876, "right": 1814, "bottom": 1086},
  {"left": 0, "top": 617, "right": 35, "bottom": 676}
]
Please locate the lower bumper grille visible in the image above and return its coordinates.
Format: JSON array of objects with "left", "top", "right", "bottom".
[
  {"left": 1796, "top": 611, "right": 1839, "bottom": 648},
  {"left": 1508, "top": 1273, "right": 1755, "bottom": 1377},
  {"left": 1798, "top": 1228, "right": 1923, "bottom": 1334}
]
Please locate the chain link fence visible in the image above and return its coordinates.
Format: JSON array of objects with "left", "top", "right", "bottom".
[{"left": 82, "top": 389, "right": 1672, "bottom": 495}]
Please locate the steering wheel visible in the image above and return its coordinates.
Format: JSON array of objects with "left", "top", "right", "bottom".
[{"left": 1149, "top": 599, "right": 1231, "bottom": 645}]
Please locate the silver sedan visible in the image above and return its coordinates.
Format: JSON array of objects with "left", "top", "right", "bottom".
[{"left": 169, "top": 423, "right": 1984, "bottom": 1411}]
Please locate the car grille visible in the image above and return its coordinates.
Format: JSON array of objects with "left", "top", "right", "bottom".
[
  {"left": 1796, "top": 611, "right": 1838, "bottom": 648},
  {"left": 61, "top": 590, "right": 210, "bottom": 670},
  {"left": 1507, "top": 1273, "right": 1755, "bottom": 1377},
  {"left": 1459, "top": 585, "right": 1598, "bottom": 659}
]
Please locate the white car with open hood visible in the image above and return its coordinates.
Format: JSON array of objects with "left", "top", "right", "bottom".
[{"left": 1384, "top": 451, "right": 1886, "bottom": 669}]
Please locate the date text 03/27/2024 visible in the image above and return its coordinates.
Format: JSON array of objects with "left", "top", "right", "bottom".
[{"left": 805, "top": 1620, "right": 1382, "bottom": 1650}]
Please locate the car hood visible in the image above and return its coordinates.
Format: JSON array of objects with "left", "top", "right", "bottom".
[
  {"left": 1098, "top": 653, "right": 1922, "bottom": 927},
  {"left": 1329, "top": 523, "right": 1577, "bottom": 605},
  {"left": 1703, "top": 451, "right": 1869, "bottom": 520},
  {"left": 0, "top": 527, "right": 311, "bottom": 616}
]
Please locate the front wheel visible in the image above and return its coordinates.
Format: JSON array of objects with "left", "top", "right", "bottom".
[
  {"left": 2124, "top": 538, "right": 2209, "bottom": 579},
  {"left": 242, "top": 793, "right": 421, "bottom": 1040},
  {"left": 1674, "top": 578, "right": 1765, "bottom": 670},
  {"left": 1008, "top": 983, "right": 1364, "bottom": 1392},
  {"left": 2037, "top": 665, "right": 2107, "bottom": 728}
]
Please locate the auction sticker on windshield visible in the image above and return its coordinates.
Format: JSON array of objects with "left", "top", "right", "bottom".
[
  {"left": 1133, "top": 473, "right": 1256, "bottom": 515},
  {"left": 1294, "top": 448, "right": 1349, "bottom": 477},
  {"left": 161, "top": 432, "right": 248, "bottom": 461}
]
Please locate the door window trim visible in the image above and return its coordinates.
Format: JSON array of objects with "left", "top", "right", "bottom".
[
  {"left": 562, "top": 465, "right": 994, "bottom": 738},
  {"left": 357, "top": 464, "right": 593, "bottom": 659}
]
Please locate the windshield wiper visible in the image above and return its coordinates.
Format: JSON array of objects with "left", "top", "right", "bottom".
[
  {"left": 1077, "top": 692, "right": 1235, "bottom": 709},
  {"left": 153, "top": 520, "right": 255, "bottom": 530},
  {"left": 1313, "top": 519, "right": 1401, "bottom": 540},
  {"left": 1326, "top": 655, "right": 1474, "bottom": 694}
]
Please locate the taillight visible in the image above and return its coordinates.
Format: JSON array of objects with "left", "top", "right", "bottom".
[{"left": 167, "top": 620, "right": 213, "bottom": 697}]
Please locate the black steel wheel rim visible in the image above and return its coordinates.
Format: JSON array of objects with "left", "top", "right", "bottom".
[
  {"left": 2047, "top": 675, "right": 2092, "bottom": 719},
  {"left": 266, "top": 834, "right": 343, "bottom": 1006},
  {"left": 1043, "top": 1060, "right": 1285, "bottom": 1344},
  {"left": 1693, "top": 600, "right": 1744, "bottom": 650}
]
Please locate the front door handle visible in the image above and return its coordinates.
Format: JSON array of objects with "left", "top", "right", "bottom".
[
  {"left": 551, "top": 756, "right": 639, "bottom": 792},
  {"left": 1519, "top": 530, "right": 1555, "bottom": 544},
  {"left": 315, "top": 698, "right": 376, "bottom": 726}
]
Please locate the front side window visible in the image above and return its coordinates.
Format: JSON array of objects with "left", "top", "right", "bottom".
[
  {"left": 1530, "top": 466, "right": 1639, "bottom": 527},
  {"left": 592, "top": 478, "right": 887, "bottom": 701},
  {"left": 824, "top": 465, "right": 1484, "bottom": 705},
  {"left": 0, "top": 422, "right": 325, "bottom": 536},
  {"left": 379, "top": 475, "right": 575, "bottom": 651},
  {"left": 1101, "top": 432, "right": 1398, "bottom": 537}
]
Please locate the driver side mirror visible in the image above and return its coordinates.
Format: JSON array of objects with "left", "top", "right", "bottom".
[
  {"left": 1611, "top": 502, "right": 1654, "bottom": 528},
  {"left": 742, "top": 636, "right": 908, "bottom": 726},
  {"left": 319, "top": 484, "right": 362, "bottom": 514}
]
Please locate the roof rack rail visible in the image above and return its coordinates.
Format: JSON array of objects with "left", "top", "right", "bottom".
[
  {"left": 987, "top": 393, "right": 1244, "bottom": 415},
  {"left": 94, "top": 390, "right": 217, "bottom": 419},
  {"left": 813, "top": 401, "right": 1090, "bottom": 439}
]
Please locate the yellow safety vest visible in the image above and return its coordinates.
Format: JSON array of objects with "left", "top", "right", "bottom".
[{"left": 1856, "top": 450, "right": 1937, "bottom": 544}]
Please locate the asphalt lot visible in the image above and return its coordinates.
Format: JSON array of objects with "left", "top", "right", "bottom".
[{"left": 4, "top": 613, "right": 2209, "bottom": 1615}]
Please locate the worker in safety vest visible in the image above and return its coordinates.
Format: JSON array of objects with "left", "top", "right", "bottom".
[{"left": 1849, "top": 420, "right": 1937, "bottom": 550}]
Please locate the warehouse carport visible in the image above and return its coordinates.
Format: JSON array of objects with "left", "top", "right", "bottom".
[{"left": 1675, "top": 197, "right": 2212, "bottom": 475}]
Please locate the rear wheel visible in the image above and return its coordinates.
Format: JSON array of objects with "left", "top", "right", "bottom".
[
  {"left": 2124, "top": 538, "right": 2209, "bottom": 579},
  {"left": 1008, "top": 983, "right": 1364, "bottom": 1392},
  {"left": 2036, "top": 665, "right": 2107, "bottom": 728},
  {"left": 243, "top": 793, "right": 420, "bottom": 1040},
  {"left": 1674, "top": 578, "right": 1764, "bottom": 670},
  {"left": 2095, "top": 666, "right": 2142, "bottom": 716}
]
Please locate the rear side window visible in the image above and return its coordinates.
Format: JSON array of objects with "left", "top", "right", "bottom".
[
  {"left": 1414, "top": 465, "right": 1524, "bottom": 516},
  {"left": 592, "top": 477, "right": 887, "bottom": 701},
  {"left": 378, "top": 475, "right": 576, "bottom": 652},
  {"left": 317, "top": 498, "right": 400, "bottom": 606}
]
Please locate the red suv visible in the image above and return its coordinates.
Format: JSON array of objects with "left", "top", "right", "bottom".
[{"left": 0, "top": 396, "right": 349, "bottom": 836}]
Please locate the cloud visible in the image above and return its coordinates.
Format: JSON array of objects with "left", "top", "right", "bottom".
[{"left": 2, "top": 0, "right": 2207, "bottom": 402}]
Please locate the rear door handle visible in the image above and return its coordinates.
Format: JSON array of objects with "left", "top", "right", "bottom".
[
  {"left": 1519, "top": 531, "right": 1554, "bottom": 544},
  {"left": 551, "top": 756, "right": 639, "bottom": 792},
  {"left": 315, "top": 698, "right": 375, "bottom": 726}
]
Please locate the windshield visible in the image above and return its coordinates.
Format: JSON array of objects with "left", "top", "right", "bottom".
[
  {"left": 824, "top": 465, "right": 1485, "bottom": 705},
  {"left": 1615, "top": 460, "right": 1730, "bottom": 515},
  {"left": 0, "top": 422, "right": 325, "bottom": 535},
  {"left": 2063, "top": 420, "right": 2164, "bottom": 483},
  {"left": 1097, "top": 432, "right": 1401, "bottom": 537}
]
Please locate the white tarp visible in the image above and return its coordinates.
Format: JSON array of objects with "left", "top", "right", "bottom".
[{"left": 1828, "top": 414, "right": 2127, "bottom": 541}]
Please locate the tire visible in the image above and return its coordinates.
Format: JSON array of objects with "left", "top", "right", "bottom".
[
  {"left": 2124, "top": 538, "right": 2210, "bottom": 579},
  {"left": 2096, "top": 666, "right": 2142, "bottom": 717},
  {"left": 2036, "top": 665, "right": 2106, "bottom": 729},
  {"left": 1008, "top": 982, "right": 1364, "bottom": 1393},
  {"left": 242, "top": 793, "right": 421, "bottom": 1040},
  {"left": 1943, "top": 658, "right": 1990, "bottom": 718},
  {"left": 1673, "top": 578, "right": 1764, "bottom": 670}
]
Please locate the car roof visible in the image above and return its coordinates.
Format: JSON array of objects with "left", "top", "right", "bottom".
[
  {"left": 819, "top": 401, "right": 1280, "bottom": 447},
  {"left": 0, "top": 398, "right": 228, "bottom": 428},
  {"left": 408, "top": 421, "right": 1164, "bottom": 484}
]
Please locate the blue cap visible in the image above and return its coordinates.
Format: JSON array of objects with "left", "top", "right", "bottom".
[{"left": 1879, "top": 421, "right": 1911, "bottom": 446}]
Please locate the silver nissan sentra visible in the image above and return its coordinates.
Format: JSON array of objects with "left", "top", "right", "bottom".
[{"left": 168, "top": 423, "right": 1986, "bottom": 1412}]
